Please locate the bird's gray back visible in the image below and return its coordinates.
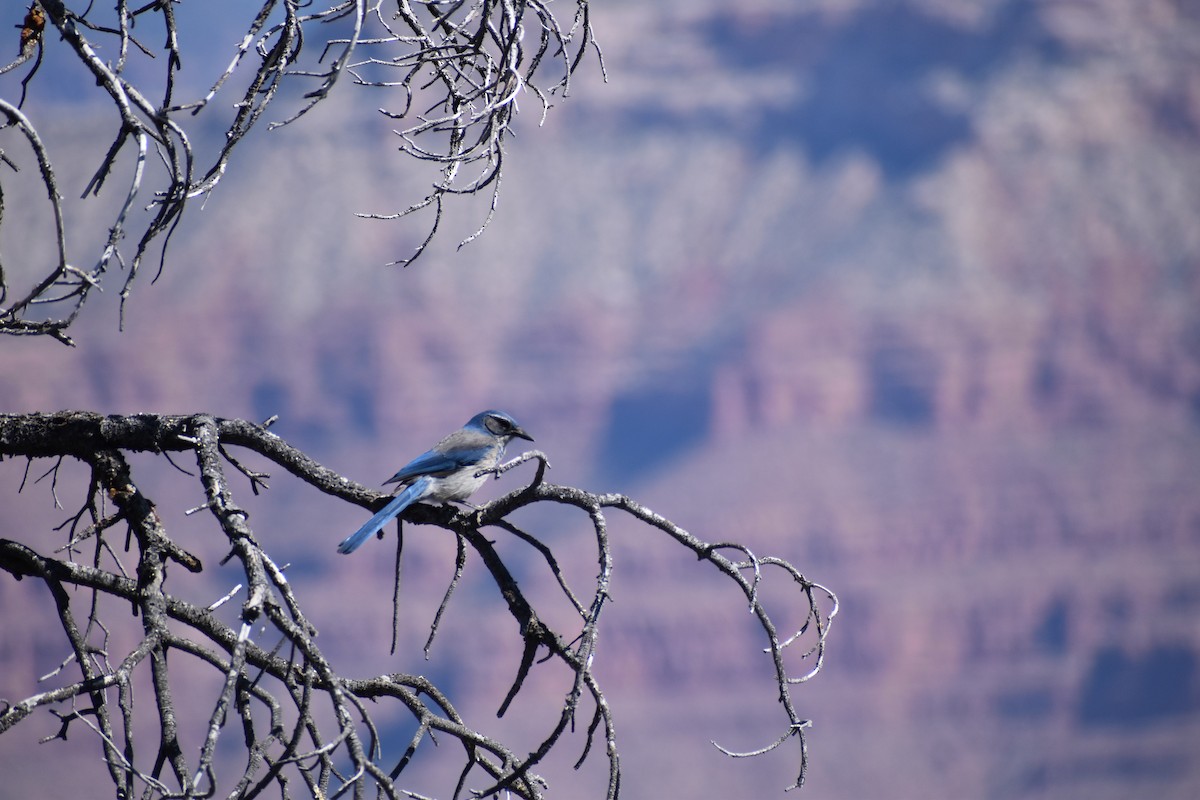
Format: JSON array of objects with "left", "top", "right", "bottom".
[{"left": 436, "top": 427, "right": 498, "bottom": 453}]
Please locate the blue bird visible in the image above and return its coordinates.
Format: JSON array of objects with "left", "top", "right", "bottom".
[{"left": 337, "top": 410, "right": 533, "bottom": 554}]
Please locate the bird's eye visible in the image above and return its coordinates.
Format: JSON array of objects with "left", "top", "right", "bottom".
[{"left": 486, "top": 414, "right": 511, "bottom": 434}]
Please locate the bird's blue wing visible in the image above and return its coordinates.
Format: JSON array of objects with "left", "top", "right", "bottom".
[
  {"left": 384, "top": 445, "right": 492, "bottom": 485},
  {"left": 336, "top": 475, "right": 433, "bottom": 554}
]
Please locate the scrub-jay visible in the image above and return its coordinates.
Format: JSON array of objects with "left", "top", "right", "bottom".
[{"left": 337, "top": 410, "right": 533, "bottom": 554}]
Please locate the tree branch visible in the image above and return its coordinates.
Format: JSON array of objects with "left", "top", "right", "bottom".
[
  {"left": 0, "top": 411, "right": 835, "bottom": 797},
  {"left": 0, "top": 0, "right": 603, "bottom": 342}
]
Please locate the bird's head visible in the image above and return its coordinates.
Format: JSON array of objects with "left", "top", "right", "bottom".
[{"left": 468, "top": 410, "right": 534, "bottom": 443}]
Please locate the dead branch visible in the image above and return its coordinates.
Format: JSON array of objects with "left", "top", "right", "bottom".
[
  {"left": 0, "top": 411, "right": 835, "bottom": 798},
  {"left": 0, "top": 1, "right": 602, "bottom": 343}
]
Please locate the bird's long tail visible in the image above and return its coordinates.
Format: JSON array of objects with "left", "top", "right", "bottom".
[{"left": 336, "top": 476, "right": 433, "bottom": 554}]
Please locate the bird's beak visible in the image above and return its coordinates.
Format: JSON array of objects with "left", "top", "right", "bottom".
[{"left": 512, "top": 426, "right": 534, "bottom": 442}]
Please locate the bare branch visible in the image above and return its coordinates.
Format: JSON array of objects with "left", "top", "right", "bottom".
[
  {"left": 0, "top": 0, "right": 602, "bottom": 341},
  {"left": 0, "top": 411, "right": 835, "bottom": 797}
]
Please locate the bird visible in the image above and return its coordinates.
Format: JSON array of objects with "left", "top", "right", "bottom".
[{"left": 337, "top": 410, "right": 533, "bottom": 554}]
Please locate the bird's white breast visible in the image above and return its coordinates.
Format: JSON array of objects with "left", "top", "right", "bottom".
[{"left": 425, "top": 447, "right": 501, "bottom": 503}]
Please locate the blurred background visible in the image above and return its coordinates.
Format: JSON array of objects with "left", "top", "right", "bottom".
[{"left": 2, "top": 0, "right": 1199, "bottom": 797}]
